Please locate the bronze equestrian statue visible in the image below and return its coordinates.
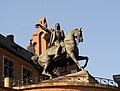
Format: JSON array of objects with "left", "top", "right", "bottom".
[{"left": 31, "top": 28, "right": 89, "bottom": 79}]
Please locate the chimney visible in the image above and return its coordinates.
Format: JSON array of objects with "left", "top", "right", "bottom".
[{"left": 6, "top": 34, "right": 14, "bottom": 42}]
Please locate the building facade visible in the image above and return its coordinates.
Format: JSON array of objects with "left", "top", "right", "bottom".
[{"left": 0, "top": 34, "right": 41, "bottom": 89}]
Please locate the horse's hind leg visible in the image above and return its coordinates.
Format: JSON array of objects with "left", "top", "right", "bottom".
[
  {"left": 77, "top": 56, "right": 89, "bottom": 68},
  {"left": 42, "top": 64, "right": 52, "bottom": 79}
]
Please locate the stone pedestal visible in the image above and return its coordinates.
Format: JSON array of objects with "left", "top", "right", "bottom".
[
  {"left": 43, "top": 69, "right": 98, "bottom": 84},
  {"left": 13, "top": 70, "right": 119, "bottom": 91}
]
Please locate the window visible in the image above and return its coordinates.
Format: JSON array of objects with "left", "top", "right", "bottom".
[
  {"left": 4, "top": 57, "right": 14, "bottom": 78},
  {"left": 22, "top": 67, "right": 31, "bottom": 80},
  {"left": 22, "top": 67, "right": 32, "bottom": 84}
]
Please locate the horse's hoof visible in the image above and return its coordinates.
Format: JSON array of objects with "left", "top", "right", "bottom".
[
  {"left": 80, "top": 67, "right": 84, "bottom": 71},
  {"left": 50, "top": 77, "right": 52, "bottom": 79}
]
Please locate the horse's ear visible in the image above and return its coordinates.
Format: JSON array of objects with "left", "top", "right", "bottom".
[{"left": 80, "top": 28, "right": 82, "bottom": 31}]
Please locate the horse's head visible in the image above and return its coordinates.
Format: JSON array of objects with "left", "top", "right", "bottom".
[{"left": 74, "top": 28, "right": 83, "bottom": 43}]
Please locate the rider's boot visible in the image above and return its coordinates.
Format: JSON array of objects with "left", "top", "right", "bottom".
[{"left": 54, "top": 46, "right": 60, "bottom": 58}]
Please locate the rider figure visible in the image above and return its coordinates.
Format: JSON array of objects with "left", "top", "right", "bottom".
[{"left": 49, "top": 23, "right": 65, "bottom": 58}]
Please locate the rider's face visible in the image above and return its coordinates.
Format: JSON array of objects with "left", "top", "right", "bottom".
[
  {"left": 55, "top": 26, "right": 60, "bottom": 30},
  {"left": 55, "top": 23, "right": 60, "bottom": 30}
]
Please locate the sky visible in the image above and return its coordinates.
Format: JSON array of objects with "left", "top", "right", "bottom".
[{"left": 0, "top": 0, "right": 120, "bottom": 80}]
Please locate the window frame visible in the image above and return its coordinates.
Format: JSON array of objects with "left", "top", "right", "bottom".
[
  {"left": 21, "top": 66, "right": 32, "bottom": 80},
  {"left": 3, "top": 56, "right": 14, "bottom": 79}
]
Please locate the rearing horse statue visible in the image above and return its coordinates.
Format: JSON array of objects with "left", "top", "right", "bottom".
[{"left": 31, "top": 28, "right": 89, "bottom": 79}]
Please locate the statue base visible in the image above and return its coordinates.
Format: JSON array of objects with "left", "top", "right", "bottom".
[
  {"left": 42, "top": 69, "right": 98, "bottom": 83},
  {"left": 13, "top": 69, "right": 119, "bottom": 91}
]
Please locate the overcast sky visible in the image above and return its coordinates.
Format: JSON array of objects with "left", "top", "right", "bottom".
[{"left": 0, "top": 0, "right": 120, "bottom": 79}]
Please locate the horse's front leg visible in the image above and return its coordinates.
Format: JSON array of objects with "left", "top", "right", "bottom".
[
  {"left": 77, "top": 56, "right": 89, "bottom": 68},
  {"left": 69, "top": 52, "right": 82, "bottom": 70}
]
